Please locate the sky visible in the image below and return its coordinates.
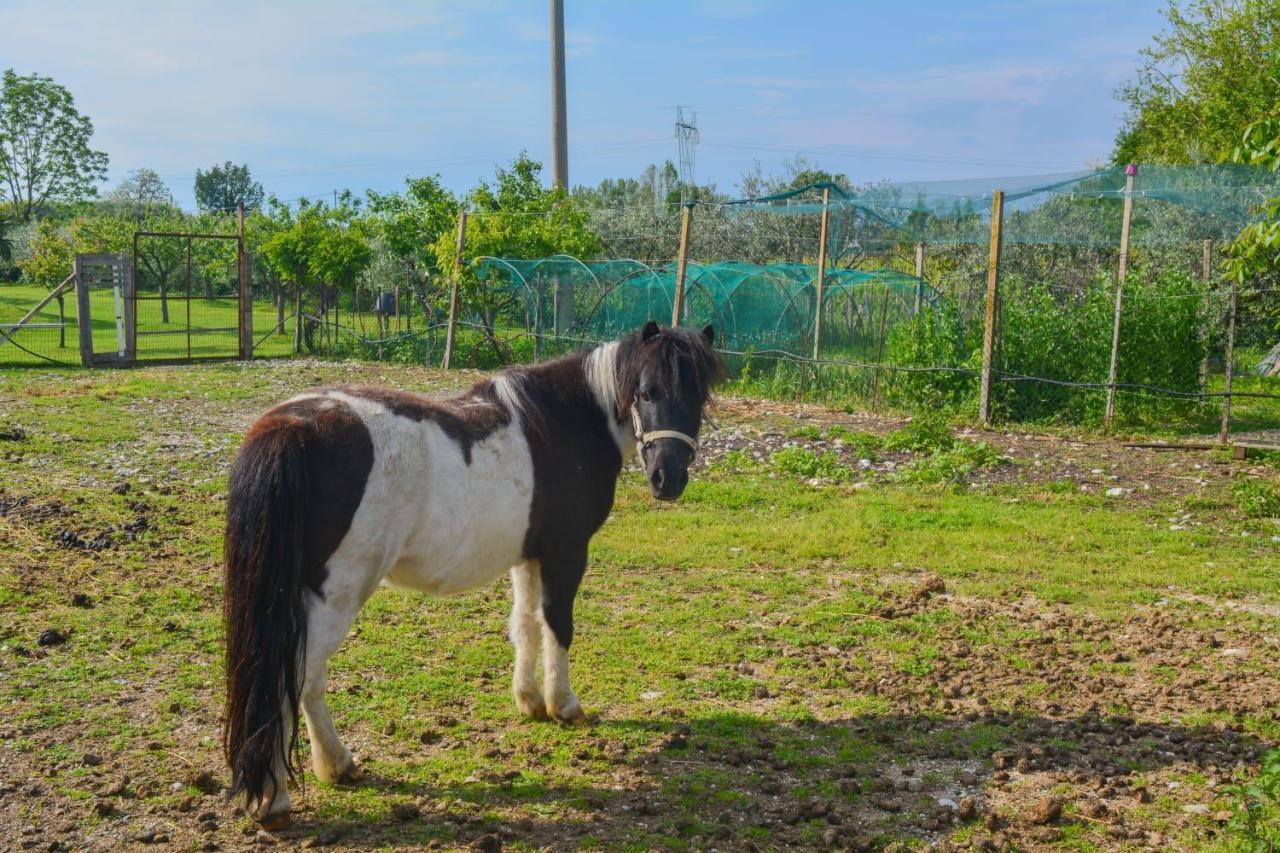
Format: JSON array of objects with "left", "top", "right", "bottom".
[{"left": 1, "top": 0, "right": 1169, "bottom": 210}]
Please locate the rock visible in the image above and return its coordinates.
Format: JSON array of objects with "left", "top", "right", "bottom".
[
  {"left": 37, "top": 629, "right": 66, "bottom": 647},
  {"left": 82, "top": 753, "right": 103, "bottom": 767},
  {"left": 1182, "top": 803, "right": 1210, "bottom": 815},
  {"left": 188, "top": 770, "right": 223, "bottom": 795},
  {"left": 958, "top": 797, "right": 976, "bottom": 821},
  {"left": 255, "top": 829, "right": 277, "bottom": 845},
  {"left": 470, "top": 834, "right": 502, "bottom": 853},
  {"left": 391, "top": 802, "right": 420, "bottom": 822}
]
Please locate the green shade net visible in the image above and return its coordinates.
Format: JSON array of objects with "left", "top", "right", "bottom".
[
  {"left": 471, "top": 257, "right": 938, "bottom": 354},
  {"left": 725, "top": 165, "right": 1280, "bottom": 253}
]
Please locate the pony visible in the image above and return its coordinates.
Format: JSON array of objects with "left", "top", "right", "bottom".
[{"left": 222, "top": 321, "right": 722, "bottom": 828}]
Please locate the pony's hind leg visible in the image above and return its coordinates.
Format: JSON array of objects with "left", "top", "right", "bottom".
[
  {"left": 510, "top": 561, "right": 547, "bottom": 718},
  {"left": 300, "top": 584, "right": 370, "bottom": 784}
]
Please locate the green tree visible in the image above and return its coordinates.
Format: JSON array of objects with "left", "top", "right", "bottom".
[
  {"left": 1227, "top": 116, "right": 1280, "bottom": 337},
  {"left": 103, "top": 168, "right": 176, "bottom": 220},
  {"left": 18, "top": 219, "right": 76, "bottom": 346},
  {"left": 0, "top": 69, "right": 110, "bottom": 221},
  {"left": 194, "top": 161, "right": 264, "bottom": 214},
  {"left": 366, "top": 175, "right": 459, "bottom": 316},
  {"left": 1114, "top": 0, "right": 1280, "bottom": 164},
  {"left": 433, "top": 154, "right": 600, "bottom": 358}
]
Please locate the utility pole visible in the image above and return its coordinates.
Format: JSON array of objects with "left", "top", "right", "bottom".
[{"left": 550, "top": 0, "right": 568, "bottom": 189}]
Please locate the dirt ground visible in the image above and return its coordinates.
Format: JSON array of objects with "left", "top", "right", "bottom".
[{"left": 1, "top": 361, "right": 1278, "bottom": 852}]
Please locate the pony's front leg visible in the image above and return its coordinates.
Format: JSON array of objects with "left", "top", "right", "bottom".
[
  {"left": 509, "top": 561, "right": 547, "bottom": 718},
  {"left": 539, "top": 543, "right": 588, "bottom": 723}
]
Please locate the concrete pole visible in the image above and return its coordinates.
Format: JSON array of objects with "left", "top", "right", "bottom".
[{"left": 550, "top": 0, "right": 568, "bottom": 189}]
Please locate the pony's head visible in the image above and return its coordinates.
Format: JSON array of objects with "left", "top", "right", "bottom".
[{"left": 617, "top": 321, "right": 723, "bottom": 501}]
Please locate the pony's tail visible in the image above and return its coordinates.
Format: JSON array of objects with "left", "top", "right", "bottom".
[{"left": 222, "top": 417, "right": 311, "bottom": 811}]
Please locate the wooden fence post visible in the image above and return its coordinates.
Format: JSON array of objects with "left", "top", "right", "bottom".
[
  {"left": 1199, "top": 239, "right": 1213, "bottom": 393},
  {"left": 237, "top": 202, "right": 252, "bottom": 359},
  {"left": 671, "top": 203, "right": 693, "bottom": 327},
  {"left": 1220, "top": 274, "right": 1238, "bottom": 444},
  {"left": 1104, "top": 164, "right": 1137, "bottom": 430},
  {"left": 978, "top": 190, "right": 1005, "bottom": 427},
  {"left": 812, "top": 187, "right": 832, "bottom": 360},
  {"left": 913, "top": 241, "right": 925, "bottom": 316},
  {"left": 293, "top": 287, "right": 302, "bottom": 354},
  {"left": 442, "top": 211, "right": 468, "bottom": 369}
]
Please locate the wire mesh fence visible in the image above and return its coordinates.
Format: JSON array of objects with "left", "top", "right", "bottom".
[{"left": 4, "top": 164, "right": 1279, "bottom": 435}]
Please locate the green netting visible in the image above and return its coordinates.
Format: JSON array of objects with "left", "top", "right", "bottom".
[
  {"left": 723, "top": 165, "right": 1280, "bottom": 251},
  {"left": 471, "top": 257, "right": 939, "bottom": 354}
]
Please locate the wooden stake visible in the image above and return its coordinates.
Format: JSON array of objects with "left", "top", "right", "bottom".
[
  {"left": 442, "top": 211, "right": 468, "bottom": 369},
  {"left": 237, "top": 202, "right": 252, "bottom": 359},
  {"left": 1104, "top": 166, "right": 1136, "bottom": 429},
  {"left": 812, "top": 187, "right": 831, "bottom": 360},
  {"left": 1220, "top": 275, "right": 1238, "bottom": 444},
  {"left": 671, "top": 203, "right": 693, "bottom": 327},
  {"left": 1199, "top": 239, "right": 1213, "bottom": 393},
  {"left": 978, "top": 190, "right": 1004, "bottom": 427},
  {"left": 913, "top": 241, "right": 925, "bottom": 316},
  {"left": 293, "top": 287, "right": 302, "bottom": 354}
]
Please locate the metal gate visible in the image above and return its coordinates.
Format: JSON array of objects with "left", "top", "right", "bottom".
[{"left": 131, "top": 230, "right": 250, "bottom": 362}]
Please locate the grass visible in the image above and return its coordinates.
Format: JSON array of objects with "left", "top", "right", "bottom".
[{"left": 1, "top": 359, "right": 1278, "bottom": 850}]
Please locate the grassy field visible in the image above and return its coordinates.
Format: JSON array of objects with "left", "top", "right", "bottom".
[
  {"left": 1, "top": 359, "right": 1279, "bottom": 850},
  {"left": 1, "top": 283, "right": 405, "bottom": 366}
]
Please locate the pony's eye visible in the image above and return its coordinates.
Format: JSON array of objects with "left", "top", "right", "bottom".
[{"left": 637, "top": 390, "right": 651, "bottom": 403}]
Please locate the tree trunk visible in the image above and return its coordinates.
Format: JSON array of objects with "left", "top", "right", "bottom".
[
  {"left": 57, "top": 294, "right": 66, "bottom": 348},
  {"left": 276, "top": 283, "right": 285, "bottom": 334}
]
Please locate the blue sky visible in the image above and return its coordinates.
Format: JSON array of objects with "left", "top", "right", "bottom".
[{"left": 1, "top": 0, "right": 1167, "bottom": 209}]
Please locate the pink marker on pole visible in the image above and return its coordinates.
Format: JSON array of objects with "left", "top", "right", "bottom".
[{"left": 1125, "top": 163, "right": 1137, "bottom": 176}]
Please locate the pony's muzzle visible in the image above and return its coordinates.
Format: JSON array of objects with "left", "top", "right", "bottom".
[{"left": 646, "top": 445, "right": 691, "bottom": 501}]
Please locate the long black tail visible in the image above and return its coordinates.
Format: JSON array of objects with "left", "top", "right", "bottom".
[{"left": 223, "top": 417, "right": 310, "bottom": 809}]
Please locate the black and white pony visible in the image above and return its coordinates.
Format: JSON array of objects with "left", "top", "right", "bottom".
[{"left": 222, "top": 321, "right": 722, "bottom": 828}]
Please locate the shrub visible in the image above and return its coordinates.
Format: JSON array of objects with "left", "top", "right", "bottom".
[
  {"left": 897, "top": 440, "right": 1003, "bottom": 487},
  {"left": 883, "top": 413, "right": 954, "bottom": 453},
  {"left": 1225, "top": 747, "right": 1280, "bottom": 852},
  {"left": 1233, "top": 479, "right": 1280, "bottom": 518},
  {"left": 770, "top": 447, "right": 851, "bottom": 482}
]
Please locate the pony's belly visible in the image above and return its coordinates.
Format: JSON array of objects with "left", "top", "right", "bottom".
[{"left": 385, "top": 529, "right": 525, "bottom": 596}]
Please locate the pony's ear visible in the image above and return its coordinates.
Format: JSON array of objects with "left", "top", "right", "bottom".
[
  {"left": 641, "top": 320, "right": 660, "bottom": 341},
  {"left": 701, "top": 324, "right": 715, "bottom": 346}
]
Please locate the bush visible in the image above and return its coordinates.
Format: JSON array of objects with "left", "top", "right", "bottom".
[
  {"left": 881, "top": 269, "right": 1211, "bottom": 426},
  {"left": 897, "top": 440, "right": 1004, "bottom": 487},
  {"left": 1225, "top": 747, "right": 1280, "bottom": 852},
  {"left": 1233, "top": 479, "right": 1280, "bottom": 518},
  {"left": 883, "top": 413, "right": 954, "bottom": 453},
  {"left": 770, "top": 447, "right": 852, "bottom": 482}
]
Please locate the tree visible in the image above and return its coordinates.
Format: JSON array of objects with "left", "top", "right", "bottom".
[
  {"left": 366, "top": 175, "right": 459, "bottom": 317},
  {"left": 18, "top": 219, "right": 76, "bottom": 346},
  {"left": 1227, "top": 116, "right": 1280, "bottom": 338},
  {"left": 433, "top": 154, "right": 600, "bottom": 358},
  {"left": 1113, "top": 0, "right": 1280, "bottom": 164},
  {"left": 0, "top": 69, "right": 110, "bottom": 221},
  {"left": 194, "top": 161, "right": 264, "bottom": 214},
  {"left": 103, "top": 168, "right": 175, "bottom": 220}
]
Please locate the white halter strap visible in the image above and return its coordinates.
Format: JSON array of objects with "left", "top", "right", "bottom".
[{"left": 631, "top": 405, "right": 698, "bottom": 456}]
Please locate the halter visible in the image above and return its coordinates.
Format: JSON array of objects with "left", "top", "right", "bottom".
[{"left": 631, "top": 405, "right": 698, "bottom": 457}]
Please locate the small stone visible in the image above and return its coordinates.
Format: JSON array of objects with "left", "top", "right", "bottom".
[
  {"left": 82, "top": 753, "right": 103, "bottom": 767},
  {"left": 37, "top": 628, "right": 66, "bottom": 647},
  {"left": 391, "top": 803, "right": 420, "bottom": 822},
  {"left": 1026, "top": 797, "right": 1062, "bottom": 826},
  {"left": 255, "top": 829, "right": 277, "bottom": 845},
  {"left": 469, "top": 834, "right": 501, "bottom": 853}
]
